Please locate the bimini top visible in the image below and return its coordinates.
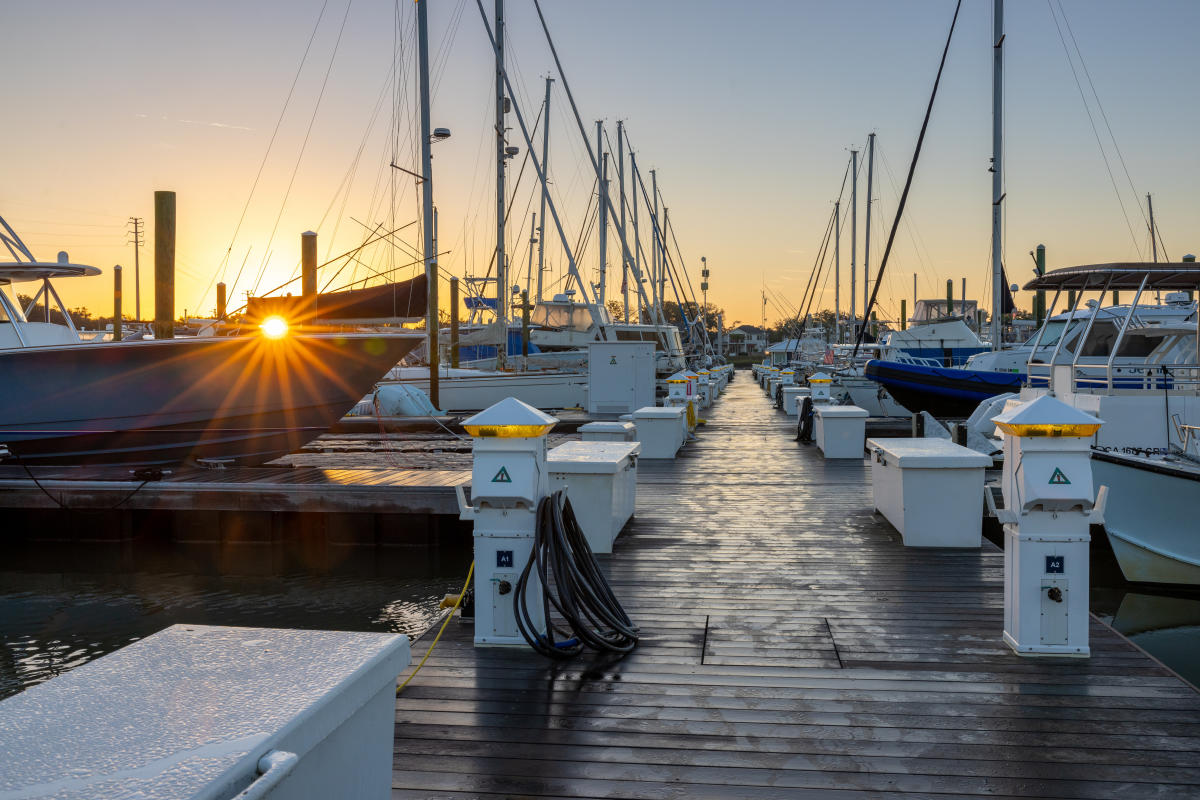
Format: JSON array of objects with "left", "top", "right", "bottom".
[
  {"left": 1023, "top": 263, "right": 1200, "bottom": 292},
  {"left": 0, "top": 253, "right": 101, "bottom": 284}
]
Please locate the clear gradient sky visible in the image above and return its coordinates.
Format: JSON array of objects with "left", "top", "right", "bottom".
[{"left": 4, "top": 0, "right": 1198, "bottom": 328}]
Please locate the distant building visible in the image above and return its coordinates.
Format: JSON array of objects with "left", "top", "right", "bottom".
[{"left": 727, "top": 325, "right": 767, "bottom": 356}]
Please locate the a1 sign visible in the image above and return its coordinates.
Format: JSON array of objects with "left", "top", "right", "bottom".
[
  {"left": 496, "top": 550, "right": 514, "bottom": 568},
  {"left": 1045, "top": 555, "right": 1065, "bottom": 574}
]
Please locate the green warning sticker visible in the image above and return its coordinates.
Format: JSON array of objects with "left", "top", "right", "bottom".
[
  {"left": 1048, "top": 467, "right": 1071, "bottom": 485},
  {"left": 491, "top": 466, "right": 512, "bottom": 483}
]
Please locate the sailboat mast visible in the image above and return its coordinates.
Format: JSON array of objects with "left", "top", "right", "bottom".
[
  {"left": 1147, "top": 193, "right": 1158, "bottom": 263},
  {"left": 618, "top": 121, "right": 628, "bottom": 322},
  {"left": 990, "top": 0, "right": 1004, "bottom": 351},
  {"left": 850, "top": 148, "right": 858, "bottom": 339},
  {"left": 494, "top": 0, "right": 507, "bottom": 367},
  {"left": 864, "top": 132, "right": 875, "bottom": 321},
  {"left": 536, "top": 77, "right": 552, "bottom": 303},
  {"left": 631, "top": 152, "right": 641, "bottom": 321},
  {"left": 651, "top": 168, "right": 660, "bottom": 322},
  {"left": 834, "top": 200, "right": 841, "bottom": 344},
  {"left": 597, "top": 121, "right": 607, "bottom": 308},
  {"left": 416, "top": 0, "right": 439, "bottom": 407}
]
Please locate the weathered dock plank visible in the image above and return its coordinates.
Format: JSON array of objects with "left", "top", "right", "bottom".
[
  {"left": 0, "top": 464, "right": 469, "bottom": 515},
  {"left": 393, "top": 376, "right": 1200, "bottom": 799}
]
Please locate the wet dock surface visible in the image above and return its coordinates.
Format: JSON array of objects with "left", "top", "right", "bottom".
[{"left": 393, "top": 375, "right": 1200, "bottom": 798}]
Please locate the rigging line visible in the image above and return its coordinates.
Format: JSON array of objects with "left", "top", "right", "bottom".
[
  {"left": 244, "top": 0, "right": 356, "bottom": 301},
  {"left": 1056, "top": 0, "right": 1148, "bottom": 230},
  {"left": 795, "top": 207, "right": 838, "bottom": 337},
  {"left": 875, "top": 142, "right": 937, "bottom": 288},
  {"left": 853, "top": 0, "right": 962, "bottom": 359},
  {"left": 200, "top": 0, "right": 332, "bottom": 312},
  {"left": 1045, "top": 0, "right": 1141, "bottom": 259}
]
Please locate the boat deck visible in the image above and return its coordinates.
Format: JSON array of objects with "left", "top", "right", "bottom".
[{"left": 393, "top": 375, "right": 1200, "bottom": 798}]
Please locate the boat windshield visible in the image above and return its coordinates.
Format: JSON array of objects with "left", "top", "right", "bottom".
[
  {"left": 0, "top": 285, "right": 28, "bottom": 324},
  {"left": 1025, "top": 319, "right": 1084, "bottom": 349},
  {"left": 529, "top": 302, "right": 597, "bottom": 332}
]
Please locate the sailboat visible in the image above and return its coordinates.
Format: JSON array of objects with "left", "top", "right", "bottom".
[{"left": 0, "top": 218, "right": 420, "bottom": 465}]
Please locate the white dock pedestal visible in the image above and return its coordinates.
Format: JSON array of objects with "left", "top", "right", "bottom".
[
  {"left": 548, "top": 440, "right": 640, "bottom": 553},
  {"left": 580, "top": 420, "right": 637, "bottom": 442},
  {"left": 782, "top": 386, "right": 810, "bottom": 416},
  {"left": 632, "top": 406, "right": 687, "bottom": 459},
  {"left": 814, "top": 405, "right": 869, "bottom": 459},
  {"left": 868, "top": 437, "right": 993, "bottom": 547},
  {"left": 0, "top": 625, "right": 410, "bottom": 800}
]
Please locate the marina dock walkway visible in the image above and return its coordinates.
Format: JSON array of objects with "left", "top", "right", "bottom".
[{"left": 393, "top": 376, "right": 1200, "bottom": 799}]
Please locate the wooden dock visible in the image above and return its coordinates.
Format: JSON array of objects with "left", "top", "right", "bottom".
[
  {"left": 0, "top": 464, "right": 469, "bottom": 515},
  {"left": 393, "top": 375, "right": 1200, "bottom": 798}
]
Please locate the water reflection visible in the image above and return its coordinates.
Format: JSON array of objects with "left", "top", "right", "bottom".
[
  {"left": 1093, "top": 590, "right": 1200, "bottom": 689},
  {"left": 0, "top": 538, "right": 471, "bottom": 699}
]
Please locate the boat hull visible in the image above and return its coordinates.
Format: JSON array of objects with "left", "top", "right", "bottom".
[
  {"left": 1092, "top": 452, "right": 1200, "bottom": 586},
  {"left": 864, "top": 359, "right": 1024, "bottom": 418},
  {"left": 0, "top": 333, "right": 420, "bottom": 465},
  {"left": 383, "top": 367, "right": 588, "bottom": 413}
]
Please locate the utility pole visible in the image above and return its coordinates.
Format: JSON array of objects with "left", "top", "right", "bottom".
[
  {"left": 536, "top": 76, "right": 553, "bottom": 303},
  {"left": 834, "top": 200, "right": 841, "bottom": 343},
  {"left": 864, "top": 133, "right": 875, "bottom": 319},
  {"left": 618, "top": 121, "right": 628, "bottom": 322},
  {"left": 127, "top": 217, "right": 144, "bottom": 321},
  {"left": 850, "top": 149, "right": 858, "bottom": 339},
  {"left": 494, "top": 0, "right": 507, "bottom": 368},
  {"left": 417, "top": 0, "right": 440, "bottom": 407}
]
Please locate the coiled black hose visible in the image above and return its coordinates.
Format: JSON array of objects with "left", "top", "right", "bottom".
[
  {"left": 796, "top": 396, "right": 814, "bottom": 442},
  {"left": 514, "top": 490, "right": 638, "bottom": 660}
]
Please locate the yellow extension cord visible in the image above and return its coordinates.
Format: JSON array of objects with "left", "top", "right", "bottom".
[{"left": 396, "top": 561, "right": 475, "bottom": 696}]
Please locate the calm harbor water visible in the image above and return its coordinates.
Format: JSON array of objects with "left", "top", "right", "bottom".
[
  {"left": 0, "top": 539, "right": 470, "bottom": 700},
  {"left": 2, "top": 527, "right": 1195, "bottom": 699}
]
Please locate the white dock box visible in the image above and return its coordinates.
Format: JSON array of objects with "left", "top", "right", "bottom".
[
  {"left": 0, "top": 624, "right": 410, "bottom": 800},
  {"left": 782, "top": 385, "right": 810, "bottom": 416},
  {"left": 632, "top": 405, "right": 687, "bottom": 459},
  {"left": 548, "top": 440, "right": 640, "bottom": 553},
  {"left": 580, "top": 420, "right": 637, "bottom": 442},
  {"left": 814, "top": 405, "right": 869, "bottom": 459},
  {"left": 586, "top": 340, "right": 656, "bottom": 416},
  {"left": 867, "top": 437, "right": 992, "bottom": 547}
]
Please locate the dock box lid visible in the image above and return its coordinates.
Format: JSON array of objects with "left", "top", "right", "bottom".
[
  {"left": 0, "top": 625, "right": 410, "bottom": 800},
  {"left": 813, "top": 405, "right": 869, "bottom": 418},
  {"left": 867, "top": 437, "right": 993, "bottom": 468},
  {"left": 548, "top": 441, "right": 641, "bottom": 473},
  {"left": 632, "top": 406, "right": 686, "bottom": 419},
  {"left": 579, "top": 421, "right": 636, "bottom": 433}
]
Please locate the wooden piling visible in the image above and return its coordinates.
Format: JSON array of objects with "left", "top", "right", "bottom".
[
  {"left": 153, "top": 191, "right": 175, "bottom": 340},
  {"left": 112, "top": 265, "right": 122, "bottom": 342},
  {"left": 216, "top": 282, "right": 227, "bottom": 321},
  {"left": 301, "top": 231, "right": 318, "bottom": 299}
]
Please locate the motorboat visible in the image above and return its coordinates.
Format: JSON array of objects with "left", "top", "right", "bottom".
[
  {"left": 864, "top": 297, "right": 1196, "bottom": 418},
  {"left": 1004, "top": 262, "right": 1200, "bottom": 586},
  {"left": 0, "top": 220, "right": 421, "bottom": 466}
]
